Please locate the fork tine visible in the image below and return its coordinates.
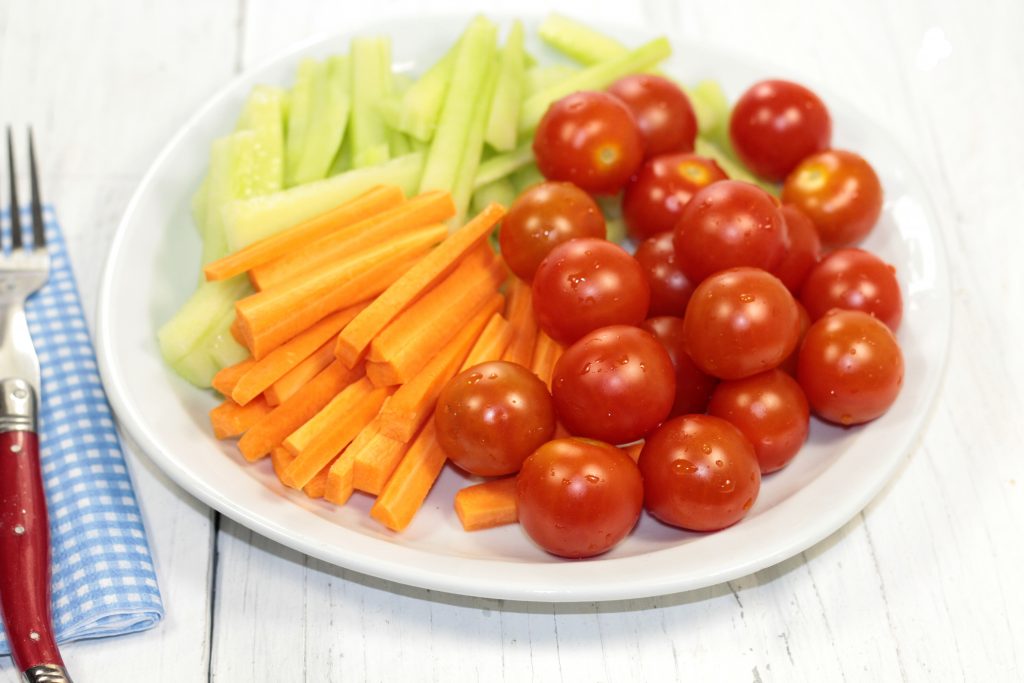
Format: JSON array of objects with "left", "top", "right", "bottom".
[
  {"left": 28, "top": 128, "right": 45, "bottom": 249},
  {"left": 5, "top": 126, "right": 23, "bottom": 251}
]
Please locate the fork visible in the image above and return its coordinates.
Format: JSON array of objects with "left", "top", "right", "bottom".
[{"left": 0, "top": 129, "right": 72, "bottom": 683}]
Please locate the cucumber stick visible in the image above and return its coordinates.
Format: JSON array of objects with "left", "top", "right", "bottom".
[
  {"left": 525, "top": 64, "right": 580, "bottom": 96},
  {"left": 686, "top": 80, "right": 736, "bottom": 156},
  {"left": 397, "top": 42, "right": 458, "bottom": 141},
  {"left": 538, "top": 13, "right": 631, "bottom": 66},
  {"left": 473, "top": 142, "right": 533, "bottom": 190},
  {"left": 223, "top": 152, "right": 425, "bottom": 250},
  {"left": 511, "top": 163, "right": 544, "bottom": 194},
  {"left": 471, "top": 177, "right": 516, "bottom": 218},
  {"left": 419, "top": 16, "right": 498, "bottom": 195},
  {"left": 284, "top": 59, "right": 317, "bottom": 187},
  {"left": 484, "top": 20, "right": 526, "bottom": 152},
  {"left": 167, "top": 303, "right": 248, "bottom": 388},
  {"left": 519, "top": 37, "right": 671, "bottom": 133},
  {"left": 202, "top": 132, "right": 259, "bottom": 265},
  {"left": 695, "top": 138, "right": 779, "bottom": 196},
  {"left": 236, "top": 85, "right": 286, "bottom": 194},
  {"left": 351, "top": 37, "right": 392, "bottom": 169},
  {"left": 451, "top": 55, "right": 500, "bottom": 224},
  {"left": 158, "top": 275, "right": 252, "bottom": 365},
  {"left": 292, "top": 55, "right": 350, "bottom": 185}
]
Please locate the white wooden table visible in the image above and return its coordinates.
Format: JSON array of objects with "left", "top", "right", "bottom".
[{"left": 2, "top": 0, "right": 1022, "bottom": 680}]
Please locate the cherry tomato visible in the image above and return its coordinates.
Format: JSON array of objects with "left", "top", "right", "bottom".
[
  {"left": 800, "top": 248, "right": 903, "bottom": 330},
  {"left": 435, "top": 361, "right": 555, "bottom": 477},
  {"left": 516, "top": 438, "right": 643, "bottom": 558},
  {"left": 707, "top": 369, "right": 809, "bottom": 474},
  {"left": 772, "top": 205, "right": 822, "bottom": 294},
  {"left": 782, "top": 149, "right": 883, "bottom": 247},
  {"left": 673, "top": 180, "right": 788, "bottom": 283},
  {"left": 640, "top": 316, "right": 718, "bottom": 416},
  {"left": 533, "top": 91, "right": 645, "bottom": 195},
  {"left": 683, "top": 267, "right": 801, "bottom": 380},
  {"left": 532, "top": 238, "right": 650, "bottom": 344},
  {"left": 552, "top": 325, "right": 675, "bottom": 444},
  {"left": 638, "top": 415, "right": 761, "bottom": 531},
  {"left": 498, "top": 181, "right": 607, "bottom": 282},
  {"left": 729, "top": 79, "right": 832, "bottom": 182},
  {"left": 634, "top": 231, "right": 696, "bottom": 317},
  {"left": 797, "top": 310, "right": 904, "bottom": 425},
  {"left": 778, "top": 301, "right": 811, "bottom": 376},
  {"left": 622, "top": 153, "right": 728, "bottom": 240},
  {"left": 607, "top": 74, "right": 698, "bottom": 158}
]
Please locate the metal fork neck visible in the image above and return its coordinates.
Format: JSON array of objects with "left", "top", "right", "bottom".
[{"left": 0, "top": 377, "right": 36, "bottom": 433}]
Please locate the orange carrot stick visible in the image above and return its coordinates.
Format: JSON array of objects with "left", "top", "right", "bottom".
[
  {"left": 369, "top": 421, "right": 447, "bottom": 532},
  {"left": 501, "top": 277, "right": 537, "bottom": 367},
  {"left": 211, "top": 357, "right": 256, "bottom": 397},
  {"left": 264, "top": 339, "right": 338, "bottom": 406},
  {"left": 238, "top": 229, "right": 442, "bottom": 359},
  {"left": 459, "top": 314, "right": 513, "bottom": 371},
  {"left": 530, "top": 329, "right": 563, "bottom": 390},
  {"left": 454, "top": 477, "right": 519, "bottom": 531},
  {"left": 302, "top": 458, "right": 335, "bottom": 499},
  {"left": 204, "top": 185, "right": 405, "bottom": 281},
  {"left": 237, "top": 361, "right": 358, "bottom": 461},
  {"left": 281, "top": 380, "right": 390, "bottom": 489},
  {"left": 209, "top": 396, "right": 272, "bottom": 439},
  {"left": 351, "top": 430, "right": 413, "bottom": 496},
  {"left": 377, "top": 309, "right": 506, "bottom": 443},
  {"left": 324, "top": 448, "right": 357, "bottom": 505},
  {"left": 621, "top": 441, "right": 644, "bottom": 463},
  {"left": 250, "top": 191, "right": 455, "bottom": 291},
  {"left": 335, "top": 202, "right": 507, "bottom": 367},
  {"left": 231, "top": 304, "right": 365, "bottom": 406},
  {"left": 270, "top": 446, "right": 296, "bottom": 484},
  {"left": 366, "top": 291, "right": 504, "bottom": 387},
  {"left": 229, "top": 317, "right": 246, "bottom": 345}
]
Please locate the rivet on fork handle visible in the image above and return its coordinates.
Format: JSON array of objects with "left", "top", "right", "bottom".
[{"left": 0, "top": 377, "right": 37, "bottom": 432}]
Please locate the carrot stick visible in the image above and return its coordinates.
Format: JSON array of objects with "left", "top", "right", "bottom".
[
  {"left": 229, "top": 317, "right": 246, "bottom": 346},
  {"left": 501, "top": 277, "right": 537, "bottom": 367},
  {"left": 243, "top": 245, "right": 430, "bottom": 359},
  {"left": 204, "top": 185, "right": 405, "bottom": 281},
  {"left": 271, "top": 446, "right": 296, "bottom": 484},
  {"left": 621, "top": 441, "right": 644, "bottom": 463},
  {"left": 351, "top": 429, "right": 413, "bottom": 495},
  {"left": 237, "top": 361, "right": 358, "bottom": 461},
  {"left": 377, "top": 309, "right": 506, "bottom": 443},
  {"left": 211, "top": 357, "right": 256, "bottom": 397},
  {"left": 335, "top": 202, "right": 507, "bottom": 367},
  {"left": 281, "top": 380, "right": 390, "bottom": 489},
  {"left": 209, "top": 396, "right": 272, "bottom": 439},
  {"left": 302, "top": 458, "right": 336, "bottom": 499},
  {"left": 459, "top": 313, "right": 513, "bottom": 371},
  {"left": 250, "top": 190, "right": 455, "bottom": 291},
  {"left": 454, "top": 477, "right": 518, "bottom": 531},
  {"left": 324, "top": 448, "right": 357, "bottom": 505},
  {"left": 366, "top": 291, "right": 504, "bottom": 387},
  {"left": 231, "top": 304, "right": 365, "bottom": 406},
  {"left": 530, "top": 329, "right": 563, "bottom": 389},
  {"left": 369, "top": 420, "right": 447, "bottom": 532},
  {"left": 264, "top": 339, "right": 336, "bottom": 405}
]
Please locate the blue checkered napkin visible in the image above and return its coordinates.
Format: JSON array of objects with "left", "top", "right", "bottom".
[{"left": 0, "top": 206, "right": 163, "bottom": 654}]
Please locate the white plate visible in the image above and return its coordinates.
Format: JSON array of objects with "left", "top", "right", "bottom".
[{"left": 96, "top": 15, "right": 951, "bottom": 602}]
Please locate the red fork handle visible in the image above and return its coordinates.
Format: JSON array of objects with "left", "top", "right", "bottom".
[{"left": 0, "top": 429, "right": 65, "bottom": 675}]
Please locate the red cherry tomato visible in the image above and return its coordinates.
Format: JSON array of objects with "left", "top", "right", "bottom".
[
  {"left": 772, "top": 205, "right": 822, "bottom": 294},
  {"left": 683, "top": 267, "right": 801, "bottom": 380},
  {"left": 533, "top": 91, "right": 645, "bottom": 195},
  {"left": 607, "top": 74, "right": 698, "bottom": 158},
  {"left": 634, "top": 231, "right": 696, "bottom": 317},
  {"left": 622, "top": 153, "right": 728, "bottom": 240},
  {"left": 499, "top": 181, "right": 606, "bottom": 282},
  {"left": 797, "top": 310, "right": 904, "bottom": 425},
  {"left": 800, "top": 248, "right": 903, "bottom": 330},
  {"left": 640, "top": 316, "right": 718, "bottom": 416},
  {"left": 516, "top": 438, "right": 643, "bottom": 558},
  {"left": 638, "top": 415, "right": 761, "bottom": 531},
  {"left": 531, "top": 238, "right": 650, "bottom": 344},
  {"left": 778, "top": 301, "right": 811, "bottom": 376},
  {"left": 552, "top": 325, "right": 675, "bottom": 444},
  {"left": 729, "top": 79, "right": 832, "bottom": 182},
  {"left": 782, "top": 149, "right": 883, "bottom": 247},
  {"left": 435, "top": 361, "right": 556, "bottom": 477},
  {"left": 707, "top": 369, "right": 809, "bottom": 473},
  {"left": 673, "top": 180, "right": 788, "bottom": 283}
]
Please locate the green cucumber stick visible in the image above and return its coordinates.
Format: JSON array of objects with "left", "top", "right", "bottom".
[
  {"left": 451, "top": 55, "right": 500, "bottom": 224},
  {"left": 686, "top": 80, "right": 737, "bottom": 159},
  {"left": 524, "top": 64, "right": 581, "bottom": 96},
  {"left": 236, "top": 85, "right": 286, "bottom": 194},
  {"left": 202, "top": 132, "right": 258, "bottom": 265},
  {"left": 538, "top": 13, "right": 629, "bottom": 65},
  {"left": 471, "top": 177, "right": 516, "bottom": 217},
  {"left": 284, "top": 59, "right": 317, "bottom": 186},
  {"left": 511, "top": 163, "right": 544, "bottom": 194},
  {"left": 419, "top": 16, "right": 498, "bottom": 195},
  {"left": 473, "top": 142, "right": 533, "bottom": 190},
  {"left": 695, "top": 138, "right": 779, "bottom": 196},
  {"left": 519, "top": 37, "right": 672, "bottom": 133},
  {"left": 292, "top": 55, "right": 351, "bottom": 184},
  {"left": 484, "top": 20, "right": 526, "bottom": 152},
  {"left": 158, "top": 275, "right": 252, "bottom": 365},
  {"left": 191, "top": 175, "right": 208, "bottom": 235},
  {"left": 351, "top": 37, "right": 392, "bottom": 169},
  {"left": 397, "top": 42, "right": 458, "bottom": 141}
]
